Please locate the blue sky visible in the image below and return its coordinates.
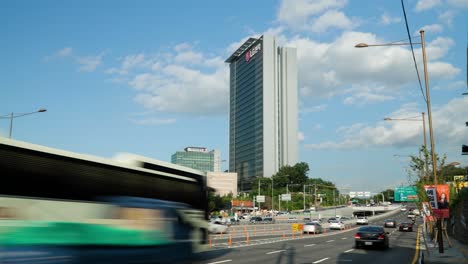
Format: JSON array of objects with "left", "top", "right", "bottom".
[{"left": 1, "top": 0, "right": 467, "bottom": 193}]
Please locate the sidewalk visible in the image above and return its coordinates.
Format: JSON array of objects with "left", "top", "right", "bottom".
[{"left": 420, "top": 229, "right": 468, "bottom": 263}]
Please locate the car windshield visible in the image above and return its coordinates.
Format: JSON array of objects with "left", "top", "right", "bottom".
[{"left": 359, "top": 226, "right": 383, "bottom": 232}]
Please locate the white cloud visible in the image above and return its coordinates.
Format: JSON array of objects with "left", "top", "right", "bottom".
[
  {"left": 415, "top": 0, "right": 442, "bottom": 12},
  {"left": 129, "top": 59, "right": 228, "bottom": 115},
  {"left": 415, "top": 24, "right": 443, "bottom": 35},
  {"left": 380, "top": 13, "right": 401, "bottom": 25},
  {"left": 130, "top": 118, "right": 176, "bottom": 125},
  {"left": 434, "top": 80, "right": 467, "bottom": 90},
  {"left": 298, "top": 131, "right": 305, "bottom": 141},
  {"left": 277, "top": 0, "right": 347, "bottom": 29},
  {"left": 286, "top": 31, "right": 460, "bottom": 99},
  {"left": 106, "top": 54, "right": 148, "bottom": 75},
  {"left": 311, "top": 124, "right": 322, "bottom": 130},
  {"left": 427, "top": 62, "right": 460, "bottom": 79},
  {"left": 300, "top": 104, "right": 328, "bottom": 113},
  {"left": 447, "top": 0, "right": 468, "bottom": 8},
  {"left": 438, "top": 11, "right": 455, "bottom": 26},
  {"left": 46, "top": 47, "right": 106, "bottom": 72},
  {"left": 44, "top": 47, "right": 73, "bottom": 61},
  {"left": 343, "top": 89, "right": 395, "bottom": 105},
  {"left": 425, "top": 37, "right": 454, "bottom": 61},
  {"left": 174, "top": 50, "right": 203, "bottom": 64},
  {"left": 58, "top": 47, "right": 73, "bottom": 57},
  {"left": 76, "top": 54, "right": 104, "bottom": 72},
  {"left": 308, "top": 10, "right": 355, "bottom": 32},
  {"left": 305, "top": 97, "right": 468, "bottom": 149}
]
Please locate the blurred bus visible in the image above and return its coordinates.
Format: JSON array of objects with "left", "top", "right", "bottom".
[{"left": 0, "top": 138, "right": 210, "bottom": 263}]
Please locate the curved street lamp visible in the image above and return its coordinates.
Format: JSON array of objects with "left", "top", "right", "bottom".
[
  {"left": 0, "top": 108, "right": 47, "bottom": 139},
  {"left": 356, "top": 30, "right": 438, "bottom": 184}
]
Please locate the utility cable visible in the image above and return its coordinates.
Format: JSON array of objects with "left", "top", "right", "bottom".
[{"left": 401, "top": 0, "right": 428, "bottom": 104}]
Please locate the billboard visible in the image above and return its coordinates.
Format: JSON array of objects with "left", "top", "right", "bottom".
[
  {"left": 424, "top": 184, "right": 450, "bottom": 218},
  {"left": 256, "top": 195, "right": 265, "bottom": 203},
  {"left": 231, "top": 200, "right": 253, "bottom": 207},
  {"left": 281, "top": 194, "right": 291, "bottom": 201},
  {"left": 394, "top": 186, "right": 419, "bottom": 202}
]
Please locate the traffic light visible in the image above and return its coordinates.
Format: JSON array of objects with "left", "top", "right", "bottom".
[{"left": 462, "top": 145, "right": 468, "bottom": 155}]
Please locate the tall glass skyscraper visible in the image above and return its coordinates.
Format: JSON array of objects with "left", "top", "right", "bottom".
[{"left": 225, "top": 35, "right": 298, "bottom": 191}]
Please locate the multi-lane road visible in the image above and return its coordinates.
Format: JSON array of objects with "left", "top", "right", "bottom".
[{"left": 194, "top": 210, "right": 420, "bottom": 264}]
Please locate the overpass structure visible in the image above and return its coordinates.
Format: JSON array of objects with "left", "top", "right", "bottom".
[{"left": 352, "top": 204, "right": 401, "bottom": 216}]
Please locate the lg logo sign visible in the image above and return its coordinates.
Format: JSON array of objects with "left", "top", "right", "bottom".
[{"left": 245, "top": 43, "right": 261, "bottom": 62}]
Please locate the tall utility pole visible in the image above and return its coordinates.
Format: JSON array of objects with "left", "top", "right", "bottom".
[
  {"left": 421, "top": 30, "right": 438, "bottom": 185},
  {"left": 422, "top": 112, "right": 429, "bottom": 180},
  {"left": 303, "top": 185, "right": 306, "bottom": 211},
  {"left": 258, "top": 179, "right": 261, "bottom": 212},
  {"left": 271, "top": 177, "right": 274, "bottom": 211},
  {"left": 314, "top": 184, "right": 317, "bottom": 209}
]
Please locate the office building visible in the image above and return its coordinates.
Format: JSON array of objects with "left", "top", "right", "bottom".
[
  {"left": 171, "top": 147, "right": 221, "bottom": 172},
  {"left": 207, "top": 172, "right": 238, "bottom": 197},
  {"left": 225, "top": 35, "right": 298, "bottom": 190}
]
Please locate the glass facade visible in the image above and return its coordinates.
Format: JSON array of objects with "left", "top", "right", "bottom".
[
  {"left": 226, "top": 35, "right": 298, "bottom": 192},
  {"left": 171, "top": 150, "right": 216, "bottom": 172},
  {"left": 228, "top": 38, "right": 264, "bottom": 190}
]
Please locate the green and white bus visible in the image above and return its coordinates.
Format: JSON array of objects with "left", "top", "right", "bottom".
[{"left": 0, "top": 138, "right": 210, "bottom": 263}]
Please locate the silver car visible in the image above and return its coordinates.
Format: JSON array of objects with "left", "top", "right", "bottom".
[{"left": 303, "top": 222, "right": 323, "bottom": 234}]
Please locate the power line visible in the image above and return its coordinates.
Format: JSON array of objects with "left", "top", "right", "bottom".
[{"left": 401, "top": 0, "right": 428, "bottom": 104}]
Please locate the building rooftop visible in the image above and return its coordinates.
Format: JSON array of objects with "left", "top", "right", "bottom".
[{"left": 225, "top": 37, "right": 259, "bottom": 63}]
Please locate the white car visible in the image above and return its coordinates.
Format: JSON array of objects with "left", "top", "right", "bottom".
[
  {"left": 400, "top": 207, "right": 407, "bottom": 212},
  {"left": 356, "top": 217, "right": 369, "bottom": 225},
  {"left": 303, "top": 222, "right": 323, "bottom": 234},
  {"left": 208, "top": 222, "right": 228, "bottom": 234},
  {"left": 329, "top": 220, "right": 345, "bottom": 230}
]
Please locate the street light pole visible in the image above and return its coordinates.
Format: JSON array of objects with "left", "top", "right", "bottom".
[
  {"left": 420, "top": 30, "right": 438, "bottom": 185},
  {"left": 9, "top": 112, "right": 13, "bottom": 138},
  {"left": 271, "top": 177, "right": 274, "bottom": 211},
  {"left": 422, "top": 112, "right": 429, "bottom": 180},
  {"left": 303, "top": 185, "right": 306, "bottom": 211},
  {"left": 2, "top": 109, "right": 47, "bottom": 139},
  {"left": 356, "top": 30, "right": 438, "bottom": 183}
]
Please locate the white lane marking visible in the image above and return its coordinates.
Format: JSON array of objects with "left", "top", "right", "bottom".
[
  {"left": 304, "top": 243, "right": 316, "bottom": 247},
  {"left": 344, "top": 249, "right": 354, "bottom": 253},
  {"left": 326, "top": 240, "right": 334, "bottom": 243},
  {"left": 266, "top": 249, "right": 286, "bottom": 254},
  {"left": 313, "top": 257, "right": 330, "bottom": 263},
  {"left": 206, "top": 260, "right": 232, "bottom": 264},
  {"left": 341, "top": 237, "right": 347, "bottom": 240}
]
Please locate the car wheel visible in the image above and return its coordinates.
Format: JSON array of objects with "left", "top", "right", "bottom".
[{"left": 355, "top": 242, "right": 360, "bottom": 249}]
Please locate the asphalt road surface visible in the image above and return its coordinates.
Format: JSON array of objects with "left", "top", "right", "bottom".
[{"left": 193, "top": 210, "right": 420, "bottom": 264}]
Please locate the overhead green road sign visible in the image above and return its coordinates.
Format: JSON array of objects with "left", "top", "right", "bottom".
[{"left": 394, "top": 186, "right": 419, "bottom": 202}]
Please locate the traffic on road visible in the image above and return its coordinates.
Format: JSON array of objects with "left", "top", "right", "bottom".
[{"left": 195, "top": 209, "right": 421, "bottom": 264}]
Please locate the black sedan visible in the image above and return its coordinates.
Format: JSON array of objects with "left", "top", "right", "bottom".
[
  {"left": 383, "top": 219, "right": 397, "bottom": 228},
  {"left": 399, "top": 222, "right": 414, "bottom": 232},
  {"left": 354, "top": 226, "right": 390, "bottom": 249}
]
